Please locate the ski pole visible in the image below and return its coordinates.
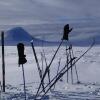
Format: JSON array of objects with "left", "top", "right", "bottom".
[
  {"left": 65, "top": 44, "right": 70, "bottom": 83},
  {"left": 71, "top": 45, "right": 80, "bottom": 83},
  {"left": 69, "top": 45, "right": 74, "bottom": 84},
  {"left": 1, "top": 31, "right": 5, "bottom": 92},
  {"left": 38, "top": 40, "right": 95, "bottom": 96},
  {"left": 17, "top": 43, "right": 27, "bottom": 100},
  {"left": 53, "top": 58, "right": 61, "bottom": 89},
  {"left": 41, "top": 52, "right": 44, "bottom": 75},
  {"left": 42, "top": 50, "right": 51, "bottom": 85},
  {"left": 31, "top": 41, "right": 45, "bottom": 92},
  {"left": 38, "top": 57, "right": 75, "bottom": 96},
  {"left": 35, "top": 40, "right": 63, "bottom": 99},
  {"left": 22, "top": 64, "right": 27, "bottom": 100},
  {"left": 40, "top": 42, "right": 94, "bottom": 99}
]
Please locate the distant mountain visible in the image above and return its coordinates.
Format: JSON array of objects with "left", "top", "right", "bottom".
[
  {"left": 23, "top": 23, "right": 100, "bottom": 46},
  {"left": 3, "top": 27, "right": 32, "bottom": 46},
  {"left": 0, "top": 26, "right": 100, "bottom": 46},
  {"left": 69, "top": 32, "right": 100, "bottom": 46},
  {"left": 2, "top": 27, "right": 58, "bottom": 46}
]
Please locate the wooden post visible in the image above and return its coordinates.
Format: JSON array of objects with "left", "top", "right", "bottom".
[{"left": 1, "top": 31, "right": 5, "bottom": 92}]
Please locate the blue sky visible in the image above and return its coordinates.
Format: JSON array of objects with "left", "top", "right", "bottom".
[{"left": 0, "top": 0, "right": 100, "bottom": 25}]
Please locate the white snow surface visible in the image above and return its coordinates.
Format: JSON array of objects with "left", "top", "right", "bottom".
[{"left": 0, "top": 45, "right": 100, "bottom": 99}]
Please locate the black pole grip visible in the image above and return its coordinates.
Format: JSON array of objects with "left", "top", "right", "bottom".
[
  {"left": 17, "top": 43, "right": 27, "bottom": 66},
  {"left": 62, "top": 24, "right": 73, "bottom": 40}
]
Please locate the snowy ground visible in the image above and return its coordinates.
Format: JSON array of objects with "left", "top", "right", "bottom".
[{"left": 0, "top": 45, "right": 100, "bottom": 99}]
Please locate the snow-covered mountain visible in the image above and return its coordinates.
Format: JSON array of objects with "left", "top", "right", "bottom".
[
  {"left": 2, "top": 27, "right": 58, "bottom": 46},
  {"left": 5, "top": 27, "right": 32, "bottom": 42},
  {"left": 3, "top": 27, "right": 32, "bottom": 46},
  {"left": 0, "top": 26, "right": 98, "bottom": 46}
]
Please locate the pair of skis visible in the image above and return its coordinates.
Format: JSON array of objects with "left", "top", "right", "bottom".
[{"left": 36, "top": 39, "right": 95, "bottom": 99}]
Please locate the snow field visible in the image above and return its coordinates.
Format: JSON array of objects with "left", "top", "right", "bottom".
[{"left": 0, "top": 45, "right": 100, "bottom": 99}]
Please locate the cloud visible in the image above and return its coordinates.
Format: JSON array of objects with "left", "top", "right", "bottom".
[{"left": 0, "top": 0, "right": 100, "bottom": 25}]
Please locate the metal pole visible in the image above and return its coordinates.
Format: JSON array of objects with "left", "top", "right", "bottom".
[
  {"left": 66, "top": 45, "right": 69, "bottom": 83},
  {"left": 42, "top": 50, "right": 51, "bottom": 90},
  {"left": 35, "top": 40, "right": 63, "bottom": 99},
  {"left": 0, "top": 81, "right": 2, "bottom": 99},
  {"left": 69, "top": 47, "right": 73, "bottom": 84},
  {"left": 38, "top": 39, "right": 95, "bottom": 97},
  {"left": 22, "top": 64, "right": 26, "bottom": 100},
  {"left": 54, "top": 58, "right": 61, "bottom": 89},
  {"left": 31, "top": 41, "right": 45, "bottom": 92},
  {"left": 71, "top": 47, "right": 80, "bottom": 83},
  {"left": 1, "top": 31, "right": 5, "bottom": 92},
  {"left": 41, "top": 52, "right": 44, "bottom": 75}
]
